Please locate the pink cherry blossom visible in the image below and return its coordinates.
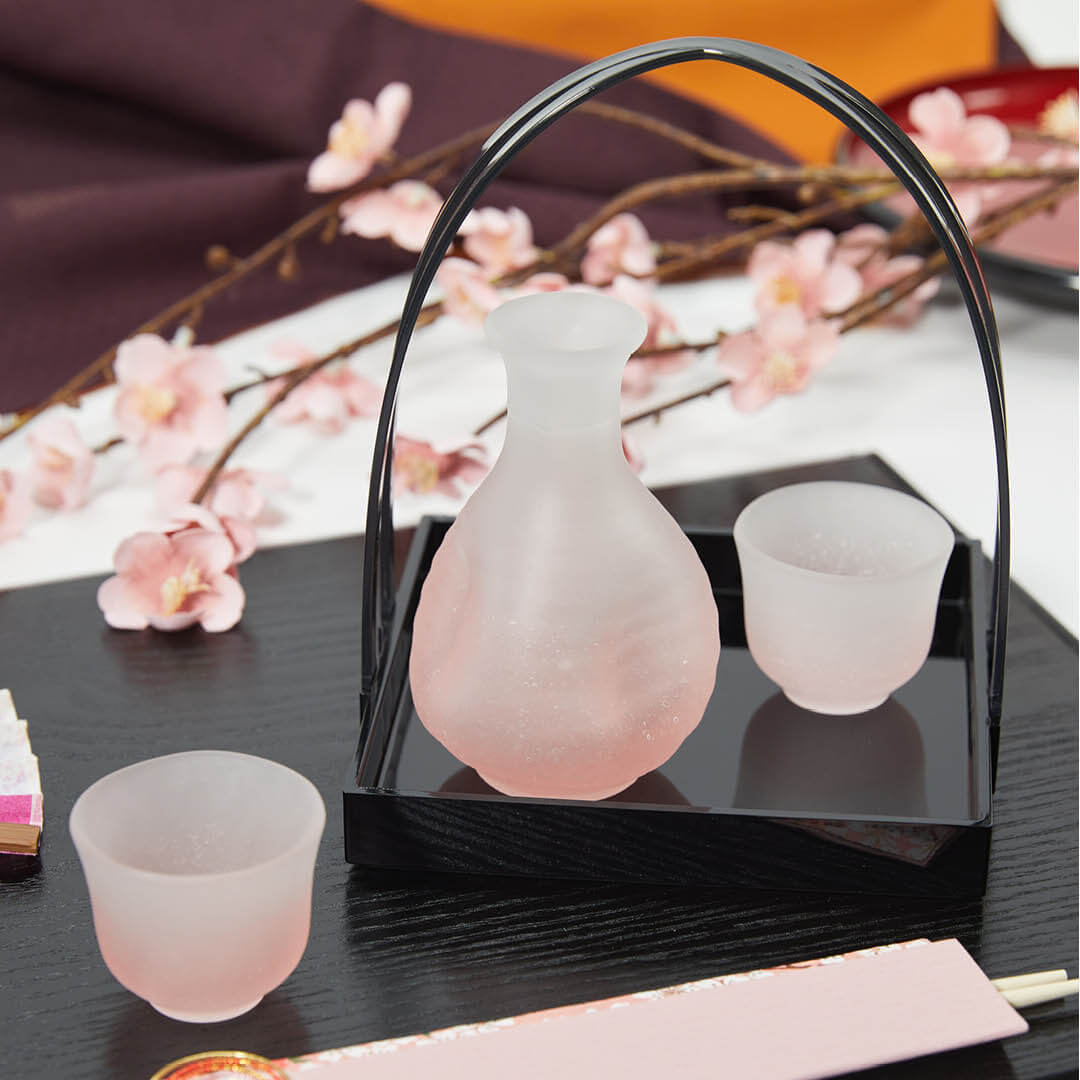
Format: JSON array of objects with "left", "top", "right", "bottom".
[
  {"left": 165, "top": 503, "right": 257, "bottom": 565},
  {"left": 607, "top": 275, "right": 694, "bottom": 397},
  {"left": 113, "top": 334, "right": 228, "bottom": 471},
  {"left": 715, "top": 308, "right": 839, "bottom": 412},
  {"left": 155, "top": 465, "right": 284, "bottom": 523},
  {"left": 436, "top": 257, "right": 501, "bottom": 324},
  {"left": 514, "top": 272, "right": 572, "bottom": 295},
  {"left": 748, "top": 229, "right": 863, "bottom": 319},
  {"left": 459, "top": 207, "right": 538, "bottom": 275},
  {"left": 27, "top": 413, "right": 94, "bottom": 510},
  {"left": 265, "top": 345, "right": 381, "bottom": 435},
  {"left": 908, "top": 87, "right": 1011, "bottom": 226},
  {"left": 307, "top": 82, "right": 412, "bottom": 192},
  {"left": 909, "top": 87, "right": 1011, "bottom": 169},
  {"left": 0, "top": 470, "right": 32, "bottom": 543},
  {"left": 97, "top": 522, "right": 245, "bottom": 632},
  {"left": 339, "top": 180, "right": 442, "bottom": 252},
  {"left": 835, "top": 225, "right": 940, "bottom": 326},
  {"left": 392, "top": 436, "right": 489, "bottom": 497},
  {"left": 581, "top": 213, "right": 656, "bottom": 286}
]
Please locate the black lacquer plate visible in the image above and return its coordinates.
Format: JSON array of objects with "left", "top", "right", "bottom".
[{"left": 346, "top": 456, "right": 994, "bottom": 898}]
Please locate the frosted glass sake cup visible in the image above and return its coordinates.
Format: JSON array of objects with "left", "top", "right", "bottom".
[
  {"left": 733, "top": 481, "right": 954, "bottom": 715},
  {"left": 69, "top": 750, "right": 325, "bottom": 1023}
]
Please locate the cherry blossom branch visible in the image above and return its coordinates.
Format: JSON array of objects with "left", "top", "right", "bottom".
[
  {"left": 575, "top": 101, "right": 758, "bottom": 168},
  {"left": 838, "top": 176, "right": 1078, "bottom": 331},
  {"left": 593, "top": 178, "right": 1080, "bottom": 433},
  {"left": 545, "top": 163, "right": 1076, "bottom": 271},
  {"left": 191, "top": 304, "right": 445, "bottom": 503},
  {"left": 0, "top": 122, "right": 497, "bottom": 445},
  {"left": 620, "top": 376, "right": 732, "bottom": 427},
  {"left": 654, "top": 181, "right": 899, "bottom": 281}
]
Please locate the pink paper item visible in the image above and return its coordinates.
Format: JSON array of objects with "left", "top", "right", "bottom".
[
  {"left": 275, "top": 940, "right": 1026, "bottom": 1080},
  {"left": 0, "top": 689, "right": 43, "bottom": 854}
]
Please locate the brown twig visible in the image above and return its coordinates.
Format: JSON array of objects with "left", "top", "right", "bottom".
[
  {"left": 838, "top": 176, "right": 1078, "bottom": 331},
  {"left": 576, "top": 101, "right": 758, "bottom": 168},
  {"left": 655, "top": 182, "right": 899, "bottom": 281},
  {"left": 620, "top": 376, "right": 733, "bottom": 427},
  {"left": 0, "top": 122, "right": 497, "bottom": 444},
  {"left": 190, "top": 303, "right": 443, "bottom": 504}
]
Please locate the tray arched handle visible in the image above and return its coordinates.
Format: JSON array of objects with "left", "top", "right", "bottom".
[{"left": 361, "top": 37, "right": 1009, "bottom": 736}]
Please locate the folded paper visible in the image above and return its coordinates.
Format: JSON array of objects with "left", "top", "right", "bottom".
[
  {"left": 271, "top": 939, "right": 1027, "bottom": 1079},
  {"left": 0, "top": 690, "right": 43, "bottom": 855}
]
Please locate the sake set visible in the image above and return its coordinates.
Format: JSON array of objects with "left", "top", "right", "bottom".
[{"left": 346, "top": 38, "right": 1009, "bottom": 898}]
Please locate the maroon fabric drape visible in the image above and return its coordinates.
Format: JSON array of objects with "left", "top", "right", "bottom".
[
  {"left": 0, "top": 1, "right": 1026, "bottom": 411},
  {"left": 0, "top": 0, "right": 799, "bottom": 411}
]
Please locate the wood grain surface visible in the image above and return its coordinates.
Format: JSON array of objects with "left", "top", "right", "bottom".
[{"left": 0, "top": 465, "right": 1075, "bottom": 1080}]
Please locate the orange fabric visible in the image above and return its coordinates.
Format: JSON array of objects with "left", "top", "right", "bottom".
[{"left": 366, "top": 0, "right": 998, "bottom": 161}]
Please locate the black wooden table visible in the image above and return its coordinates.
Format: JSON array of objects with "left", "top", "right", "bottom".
[{"left": 1, "top": 460, "right": 1076, "bottom": 1080}]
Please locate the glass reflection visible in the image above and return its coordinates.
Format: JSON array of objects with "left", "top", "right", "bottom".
[{"left": 734, "top": 693, "right": 927, "bottom": 817}]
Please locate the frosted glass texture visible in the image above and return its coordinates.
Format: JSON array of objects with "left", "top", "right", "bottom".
[
  {"left": 734, "top": 481, "right": 954, "bottom": 714},
  {"left": 409, "top": 292, "right": 720, "bottom": 801},
  {"left": 69, "top": 750, "right": 325, "bottom": 1022}
]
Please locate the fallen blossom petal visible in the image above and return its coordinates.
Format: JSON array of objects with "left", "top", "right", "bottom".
[
  {"left": 0, "top": 470, "right": 32, "bottom": 542},
  {"left": 581, "top": 213, "right": 656, "bottom": 286},
  {"left": 27, "top": 413, "right": 94, "bottom": 510}
]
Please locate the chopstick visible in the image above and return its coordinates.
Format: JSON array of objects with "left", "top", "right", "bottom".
[{"left": 992, "top": 969, "right": 1079, "bottom": 1008}]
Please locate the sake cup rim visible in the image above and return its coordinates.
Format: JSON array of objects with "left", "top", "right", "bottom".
[
  {"left": 69, "top": 749, "right": 326, "bottom": 883},
  {"left": 733, "top": 480, "right": 955, "bottom": 585}
]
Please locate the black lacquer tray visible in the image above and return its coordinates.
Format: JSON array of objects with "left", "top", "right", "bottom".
[{"left": 345, "top": 456, "right": 994, "bottom": 898}]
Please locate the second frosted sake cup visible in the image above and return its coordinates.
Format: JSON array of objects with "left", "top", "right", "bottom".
[
  {"left": 69, "top": 750, "right": 325, "bottom": 1023},
  {"left": 733, "top": 481, "right": 954, "bottom": 714}
]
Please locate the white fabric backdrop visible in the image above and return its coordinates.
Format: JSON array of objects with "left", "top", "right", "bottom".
[{"left": 1, "top": 271, "right": 1076, "bottom": 634}]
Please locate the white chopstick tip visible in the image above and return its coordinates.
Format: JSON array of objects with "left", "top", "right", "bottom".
[
  {"left": 1000, "top": 978, "right": 1079, "bottom": 1009},
  {"left": 991, "top": 968, "right": 1068, "bottom": 991}
]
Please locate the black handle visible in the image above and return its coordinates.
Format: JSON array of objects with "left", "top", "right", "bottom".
[{"left": 360, "top": 37, "right": 1009, "bottom": 735}]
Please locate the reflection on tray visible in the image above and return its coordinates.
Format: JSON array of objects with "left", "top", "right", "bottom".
[
  {"left": 734, "top": 693, "right": 928, "bottom": 817},
  {"left": 439, "top": 766, "right": 690, "bottom": 806},
  {"left": 733, "top": 692, "right": 958, "bottom": 867}
]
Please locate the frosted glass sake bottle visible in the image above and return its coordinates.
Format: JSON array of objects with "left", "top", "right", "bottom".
[{"left": 409, "top": 291, "right": 720, "bottom": 801}]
